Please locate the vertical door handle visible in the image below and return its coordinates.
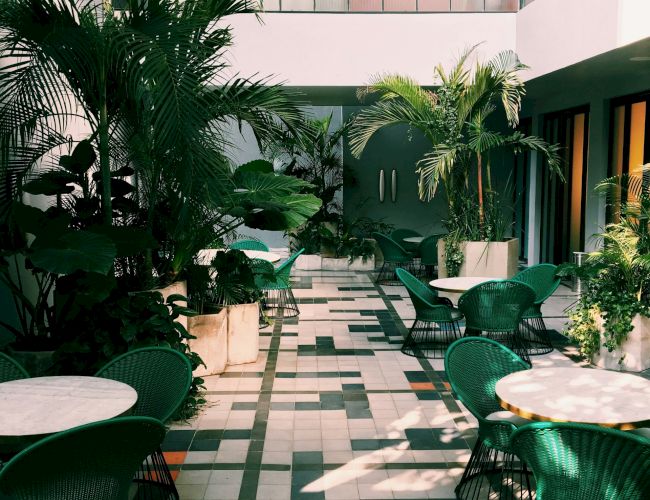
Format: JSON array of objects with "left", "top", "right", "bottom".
[
  {"left": 379, "top": 169, "right": 385, "bottom": 203},
  {"left": 391, "top": 169, "right": 397, "bottom": 202}
]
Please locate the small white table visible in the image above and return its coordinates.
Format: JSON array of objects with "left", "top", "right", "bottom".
[
  {"left": 196, "top": 249, "right": 281, "bottom": 264},
  {"left": 495, "top": 367, "right": 650, "bottom": 430},
  {"left": 0, "top": 376, "right": 138, "bottom": 445},
  {"left": 403, "top": 236, "right": 424, "bottom": 244},
  {"left": 430, "top": 276, "right": 494, "bottom": 294}
]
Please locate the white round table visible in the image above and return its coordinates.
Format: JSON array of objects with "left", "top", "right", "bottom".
[
  {"left": 429, "top": 276, "right": 494, "bottom": 293},
  {"left": 495, "top": 367, "right": 650, "bottom": 430},
  {"left": 403, "top": 236, "right": 424, "bottom": 244},
  {"left": 0, "top": 376, "right": 138, "bottom": 440},
  {"left": 196, "top": 248, "right": 281, "bottom": 264}
]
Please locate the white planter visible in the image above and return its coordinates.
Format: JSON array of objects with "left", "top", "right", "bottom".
[
  {"left": 349, "top": 255, "right": 375, "bottom": 271},
  {"left": 226, "top": 302, "right": 260, "bottom": 365},
  {"left": 295, "top": 254, "right": 322, "bottom": 271},
  {"left": 188, "top": 310, "right": 228, "bottom": 376},
  {"left": 593, "top": 313, "right": 650, "bottom": 372},
  {"left": 437, "top": 239, "right": 519, "bottom": 279},
  {"left": 153, "top": 281, "right": 188, "bottom": 330},
  {"left": 322, "top": 257, "right": 349, "bottom": 271}
]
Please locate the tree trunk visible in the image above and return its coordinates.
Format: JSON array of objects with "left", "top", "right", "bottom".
[
  {"left": 477, "top": 153, "right": 484, "bottom": 238},
  {"left": 98, "top": 65, "right": 112, "bottom": 226}
]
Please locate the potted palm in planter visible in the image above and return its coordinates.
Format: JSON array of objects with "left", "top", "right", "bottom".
[
  {"left": 561, "top": 165, "right": 650, "bottom": 372},
  {"left": 350, "top": 47, "right": 562, "bottom": 278}
]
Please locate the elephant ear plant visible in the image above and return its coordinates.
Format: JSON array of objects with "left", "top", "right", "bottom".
[{"left": 559, "top": 164, "right": 650, "bottom": 361}]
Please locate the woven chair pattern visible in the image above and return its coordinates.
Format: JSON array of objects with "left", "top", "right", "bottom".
[
  {"left": 513, "top": 264, "right": 561, "bottom": 355},
  {"left": 397, "top": 268, "right": 462, "bottom": 358},
  {"left": 95, "top": 347, "right": 192, "bottom": 423},
  {"left": 512, "top": 422, "right": 650, "bottom": 500},
  {"left": 0, "top": 417, "right": 165, "bottom": 500},
  {"left": 459, "top": 280, "right": 536, "bottom": 364},
  {"left": 445, "top": 337, "right": 533, "bottom": 500},
  {"left": 229, "top": 239, "right": 269, "bottom": 252},
  {"left": 0, "top": 353, "right": 29, "bottom": 383}
]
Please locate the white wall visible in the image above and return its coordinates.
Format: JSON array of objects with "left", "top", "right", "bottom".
[
  {"left": 224, "top": 13, "right": 517, "bottom": 86},
  {"left": 517, "top": 0, "right": 650, "bottom": 80}
]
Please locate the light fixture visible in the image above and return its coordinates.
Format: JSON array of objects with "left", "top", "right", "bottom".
[{"left": 629, "top": 56, "right": 650, "bottom": 62}]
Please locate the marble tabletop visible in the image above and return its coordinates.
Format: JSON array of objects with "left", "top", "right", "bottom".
[
  {"left": 495, "top": 367, "right": 650, "bottom": 430},
  {"left": 429, "top": 276, "right": 494, "bottom": 293},
  {"left": 403, "top": 236, "right": 424, "bottom": 244},
  {"left": 0, "top": 376, "right": 138, "bottom": 437}
]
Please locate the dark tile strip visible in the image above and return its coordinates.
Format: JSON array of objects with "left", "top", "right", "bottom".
[{"left": 237, "top": 317, "right": 283, "bottom": 500}]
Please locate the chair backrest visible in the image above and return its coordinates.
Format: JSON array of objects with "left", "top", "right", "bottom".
[
  {"left": 396, "top": 267, "right": 451, "bottom": 320},
  {"left": 444, "top": 337, "right": 529, "bottom": 419},
  {"left": 390, "top": 228, "right": 422, "bottom": 247},
  {"left": 0, "top": 352, "right": 29, "bottom": 383},
  {"left": 372, "top": 233, "right": 411, "bottom": 262},
  {"left": 458, "top": 280, "right": 536, "bottom": 332},
  {"left": 511, "top": 422, "right": 650, "bottom": 500},
  {"left": 274, "top": 248, "right": 305, "bottom": 283},
  {"left": 513, "top": 264, "right": 560, "bottom": 304},
  {"left": 418, "top": 234, "right": 443, "bottom": 266},
  {"left": 229, "top": 239, "right": 269, "bottom": 252},
  {"left": 95, "top": 347, "right": 192, "bottom": 422},
  {"left": 0, "top": 416, "right": 165, "bottom": 500}
]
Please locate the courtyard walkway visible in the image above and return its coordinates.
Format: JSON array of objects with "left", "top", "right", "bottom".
[{"left": 167, "top": 269, "right": 580, "bottom": 500}]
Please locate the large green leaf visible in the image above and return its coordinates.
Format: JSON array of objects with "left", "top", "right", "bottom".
[
  {"left": 22, "top": 171, "right": 77, "bottom": 196},
  {"left": 30, "top": 230, "right": 116, "bottom": 275},
  {"left": 234, "top": 159, "right": 274, "bottom": 176},
  {"left": 87, "top": 226, "right": 158, "bottom": 257}
]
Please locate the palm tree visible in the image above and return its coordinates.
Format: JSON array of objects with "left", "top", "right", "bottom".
[
  {"left": 349, "top": 47, "right": 562, "bottom": 238},
  {"left": 0, "top": 0, "right": 305, "bottom": 226}
]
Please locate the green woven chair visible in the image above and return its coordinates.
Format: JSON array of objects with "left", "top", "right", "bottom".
[
  {"left": 511, "top": 422, "right": 650, "bottom": 500},
  {"left": 458, "top": 280, "right": 536, "bottom": 366},
  {"left": 95, "top": 347, "right": 193, "bottom": 500},
  {"left": 445, "top": 337, "right": 534, "bottom": 500},
  {"left": 229, "top": 239, "right": 269, "bottom": 252},
  {"left": 418, "top": 234, "right": 443, "bottom": 280},
  {"left": 250, "top": 258, "right": 276, "bottom": 327},
  {"left": 259, "top": 249, "right": 305, "bottom": 318},
  {"left": 396, "top": 267, "right": 462, "bottom": 358},
  {"left": 373, "top": 232, "right": 416, "bottom": 285},
  {"left": 390, "top": 228, "right": 422, "bottom": 255},
  {"left": 512, "top": 264, "right": 561, "bottom": 355},
  {"left": 0, "top": 416, "right": 165, "bottom": 500},
  {"left": 0, "top": 352, "right": 29, "bottom": 382}
]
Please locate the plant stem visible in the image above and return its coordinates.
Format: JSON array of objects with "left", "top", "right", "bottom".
[
  {"left": 98, "top": 61, "right": 112, "bottom": 226},
  {"left": 477, "top": 152, "right": 484, "bottom": 238}
]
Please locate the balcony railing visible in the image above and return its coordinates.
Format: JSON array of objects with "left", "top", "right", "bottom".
[{"left": 260, "top": 0, "right": 521, "bottom": 13}]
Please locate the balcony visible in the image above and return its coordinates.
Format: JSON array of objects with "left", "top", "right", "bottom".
[{"left": 260, "top": 0, "right": 520, "bottom": 13}]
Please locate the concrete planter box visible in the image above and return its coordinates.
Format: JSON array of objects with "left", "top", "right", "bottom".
[
  {"left": 437, "top": 239, "right": 519, "bottom": 279},
  {"left": 188, "top": 309, "right": 228, "bottom": 376},
  {"left": 226, "top": 303, "right": 260, "bottom": 365},
  {"left": 593, "top": 313, "right": 650, "bottom": 372},
  {"left": 349, "top": 255, "right": 375, "bottom": 271},
  {"left": 322, "top": 257, "right": 349, "bottom": 271},
  {"left": 295, "top": 254, "right": 322, "bottom": 270}
]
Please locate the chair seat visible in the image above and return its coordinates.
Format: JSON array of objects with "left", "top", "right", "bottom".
[
  {"left": 485, "top": 410, "right": 531, "bottom": 427},
  {"left": 448, "top": 307, "right": 463, "bottom": 321}
]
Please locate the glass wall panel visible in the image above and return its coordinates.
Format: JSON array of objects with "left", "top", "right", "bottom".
[
  {"left": 281, "top": 0, "right": 315, "bottom": 11},
  {"left": 451, "top": 0, "right": 485, "bottom": 11},
  {"left": 349, "top": 0, "right": 382, "bottom": 11},
  {"left": 486, "top": 0, "right": 518, "bottom": 11},
  {"left": 384, "top": 0, "right": 417, "bottom": 11},
  {"left": 418, "top": 0, "right": 451, "bottom": 11}
]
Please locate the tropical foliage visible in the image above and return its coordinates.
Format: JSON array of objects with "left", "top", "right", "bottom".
[
  {"left": 560, "top": 164, "right": 650, "bottom": 360},
  {"left": 349, "top": 46, "right": 562, "bottom": 256}
]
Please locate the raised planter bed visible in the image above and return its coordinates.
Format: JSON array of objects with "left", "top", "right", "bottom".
[{"left": 437, "top": 238, "right": 519, "bottom": 279}]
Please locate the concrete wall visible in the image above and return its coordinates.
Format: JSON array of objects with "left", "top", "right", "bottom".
[
  {"left": 224, "top": 12, "right": 517, "bottom": 86},
  {"left": 517, "top": 0, "right": 650, "bottom": 80}
]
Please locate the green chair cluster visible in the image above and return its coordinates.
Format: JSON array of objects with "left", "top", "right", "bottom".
[
  {"left": 396, "top": 268, "right": 462, "bottom": 359},
  {"left": 0, "top": 347, "right": 192, "bottom": 500},
  {"left": 257, "top": 248, "right": 305, "bottom": 318},
  {"left": 390, "top": 228, "right": 422, "bottom": 256},
  {"left": 373, "top": 232, "right": 418, "bottom": 285}
]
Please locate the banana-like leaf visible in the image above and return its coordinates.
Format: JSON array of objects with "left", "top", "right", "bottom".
[{"left": 30, "top": 230, "right": 116, "bottom": 275}]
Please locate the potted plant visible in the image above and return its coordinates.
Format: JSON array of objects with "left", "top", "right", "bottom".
[
  {"left": 349, "top": 47, "right": 562, "bottom": 278},
  {"left": 560, "top": 165, "right": 650, "bottom": 372},
  {"left": 318, "top": 218, "right": 377, "bottom": 271}
]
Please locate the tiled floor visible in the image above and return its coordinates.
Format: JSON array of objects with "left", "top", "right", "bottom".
[{"left": 166, "top": 269, "right": 583, "bottom": 500}]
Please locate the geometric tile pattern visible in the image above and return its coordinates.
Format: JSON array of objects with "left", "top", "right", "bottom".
[{"left": 169, "top": 269, "right": 581, "bottom": 499}]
